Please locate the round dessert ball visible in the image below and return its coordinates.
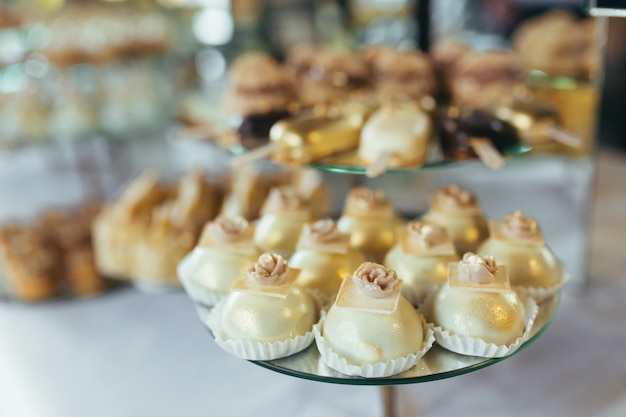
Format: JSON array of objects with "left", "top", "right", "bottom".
[
  {"left": 422, "top": 210, "right": 488, "bottom": 255},
  {"left": 477, "top": 240, "right": 562, "bottom": 289},
  {"left": 220, "top": 287, "right": 317, "bottom": 342},
  {"left": 337, "top": 215, "right": 402, "bottom": 262},
  {"left": 192, "top": 249, "right": 261, "bottom": 294},
  {"left": 433, "top": 284, "right": 525, "bottom": 345},
  {"left": 322, "top": 297, "right": 424, "bottom": 364}
]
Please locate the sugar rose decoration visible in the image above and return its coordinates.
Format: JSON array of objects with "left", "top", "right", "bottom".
[
  {"left": 247, "top": 253, "right": 289, "bottom": 286},
  {"left": 407, "top": 220, "right": 447, "bottom": 248},
  {"left": 436, "top": 184, "right": 476, "bottom": 210},
  {"left": 307, "top": 219, "right": 339, "bottom": 243},
  {"left": 352, "top": 262, "right": 398, "bottom": 299},
  {"left": 212, "top": 216, "right": 249, "bottom": 242},
  {"left": 502, "top": 211, "right": 538, "bottom": 239},
  {"left": 457, "top": 253, "right": 498, "bottom": 284},
  {"left": 347, "top": 187, "right": 386, "bottom": 211}
]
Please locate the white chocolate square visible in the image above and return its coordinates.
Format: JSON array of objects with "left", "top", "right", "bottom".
[
  {"left": 398, "top": 227, "right": 457, "bottom": 256},
  {"left": 230, "top": 269, "right": 300, "bottom": 299},
  {"left": 488, "top": 220, "right": 544, "bottom": 246},
  {"left": 295, "top": 231, "right": 350, "bottom": 254},
  {"left": 334, "top": 275, "right": 402, "bottom": 314}
]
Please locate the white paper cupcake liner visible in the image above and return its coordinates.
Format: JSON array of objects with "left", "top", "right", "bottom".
[
  {"left": 514, "top": 269, "right": 570, "bottom": 304},
  {"left": 401, "top": 283, "right": 442, "bottom": 307},
  {"left": 419, "top": 294, "right": 539, "bottom": 358},
  {"left": 313, "top": 311, "right": 435, "bottom": 378},
  {"left": 177, "top": 251, "right": 226, "bottom": 307},
  {"left": 205, "top": 299, "right": 315, "bottom": 361}
]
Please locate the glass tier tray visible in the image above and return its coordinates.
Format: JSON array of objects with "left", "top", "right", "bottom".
[{"left": 195, "top": 294, "right": 558, "bottom": 386}]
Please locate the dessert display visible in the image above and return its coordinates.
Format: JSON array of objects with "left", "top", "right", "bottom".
[
  {"left": 0, "top": 203, "right": 107, "bottom": 302},
  {"left": 384, "top": 220, "right": 459, "bottom": 305},
  {"left": 0, "top": 2, "right": 185, "bottom": 146},
  {"left": 477, "top": 211, "right": 567, "bottom": 302},
  {"left": 337, "top": 187, "right": 403, "bottom": 262},
  {"left": 290, "top": 219, "right": 366, "bottom": 306},
  {"left": 92, "top": 170, "right": 220, "bottom": 287},
  {"left": 358, "top": 102, "right": 432, "bottom": 177},
  {"left": 222, "top": 52, "right": 297, "bottom": 145},
  {"left": 438, "top": 107, "right": 521, "bottom": 169},
  {"left": 422, "top": 184, "right": 489, "bottom": 255},
  {"left": 314, "top": 262, "right": 434, "bottom": 377},
  {"left": 253, "top": 186, "right": 312, "bottom": 258},
  {"left": 177, "top": 216, "right": 261, "bottom": 306},
  {"left": 207, "top": 252, "right": 318, "bottom": 360},
  {"left": 424, "top": 253, "right": 538, "bottom": 357}
]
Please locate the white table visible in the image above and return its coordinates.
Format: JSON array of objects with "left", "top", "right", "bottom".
[{"left": 1, "top": 149, "right": 625, "bottom": 417}]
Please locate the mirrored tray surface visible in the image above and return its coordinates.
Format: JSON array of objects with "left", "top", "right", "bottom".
[{"left": 196, "top": 294, "right": 558, "bottom": 386}]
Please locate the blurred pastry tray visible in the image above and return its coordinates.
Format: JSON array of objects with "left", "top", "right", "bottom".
[{"left": 194, "top": 294, "right": 558, "bottom": 386}]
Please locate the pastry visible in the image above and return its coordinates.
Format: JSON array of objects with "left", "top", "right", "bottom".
[
  {"left": 384, "top": 220, "right": 459, "bottom": 304},
  {"left": 286, "top": 167, "right": 331, "bottom": 219},
  {"left": 430, "top": 253, "right": 526, "bottom": 347},
  {"left": 450, "top": 50, "right": 525, "bottom": 109},
  {"left": 512, "top": 10, "right": 595, "bottom": 80},
  {"left": 178, "top": 216, "right": 261, "bottom": 304},
  {"left": 319, "top": 262, "right": 429, "bottom": 374},
  {"left": 209, "top": 253, "right": 317, "bottom": 360},
  {"left": 220, "top": 164, "right": 273, "bottom": 221},
  {"left": 132, "top": 171, "right": 216, "bottom": 285},
  {"left": 223, "top": 52, "right": 296, "bottom": 144},
  {"left": 253, "top": 186, "right": 312, "bottom": 258},
  {"left": 438, "top": 106, "right": 520, "bottom": 168},
  {"left": 422, "top": 184, "right": 489, "bottom": 255},
  {"left": 289, "top": 47, "right": 369, "bottom": 107},
  {"left": 363, "top": 46, "right": 436, "bottom": 100},
  {"left": 430, "top": 37, "right": 470, "bottom": 98},
  {"left": 92, "top": 172, "right": 167, "bottom": 279},
  {"left": 290, "top": 219, "right": 366, "bottom": 305},
  {"left": 337, "top": 187, "right": 403, "bottom": 262},
  {"left": 358, "top": 102, "right": 432, "bottom": 176},
  {"left": 0, "top": 226, "right": 60, "bottom": 302},
  {"left": 477, "top": 211, "right": 565, "bottom": 300}
]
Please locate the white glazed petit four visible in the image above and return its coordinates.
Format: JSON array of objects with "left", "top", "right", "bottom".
[
  {"left": 358, "top": 103, "right": 432, "bottom": 177},
  {"left": 477, "top": 211, "right": 566, "bottom": 301},
  {"left": 177, "top": 216, "right": 261, "bottom": 306},
  {"left": 422, "top": 184, "right": 489, "bottom": 255},
  {"left": 384, "top": 220, "right": 459, "bottom": 304},
  {"left": 315, "top": 262, "right": 434, "bottom": 377},
  {"left": 208, "top": 253, "right": 318, "bottom": 360},
  {"left": 426, "top": 253, "right": 538, "bottom": 357},
  {"left": 254, "top": 186, "right": 312, "bottom": 258},
  {"left": 337, "top": 187, "right": 404, "bottom": 263},
  {"left": 290, "top": 219, "right": 366, "bottom": 306}
]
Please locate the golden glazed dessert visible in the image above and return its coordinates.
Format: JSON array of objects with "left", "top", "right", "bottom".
[
  {"left": 337, "top": 187, "right": 403, "bottom": 262},
  {"left": 317, "top": 262, "right": 432, "bottom": 376},
  {"left": 422, "top": 184, "right": 489, "bottom": 255},
  {"left": 177, "top": 216, "right": 261, "bottom": 305},
  {"left": 430, "top": 253, "right": 529, "bottom": 351},
  {"left": 477, "top": 211, "right": 565, "bottom": 301},
  {"left": 290, "top": 219, "right": 366, "bottom": 305},
  {"left": 253, "top": 186, "right": 312, "bottom": 258},
  {"left": 384, "top": 220, "right": 459, "bottom": 305},
  {"left": 209, "top": 253, "right": 318, "bottom": 360}
]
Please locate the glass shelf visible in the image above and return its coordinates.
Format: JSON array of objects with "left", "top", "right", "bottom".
[{"left": 196, "top": 294, "right": 559, "bottom": 386}]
